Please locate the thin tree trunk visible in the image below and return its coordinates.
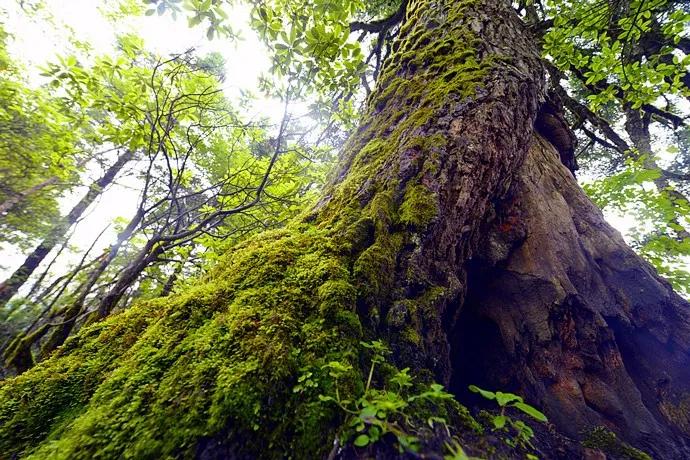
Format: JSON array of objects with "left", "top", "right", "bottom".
[
  {"left": 93, "top": 241, "right": 165, "bottom": 319},
  {"left": 0, "top": 224, "right": 110, "bottom": 372},
  {"left": 160, "top": 262, "right": 183, "bottom": 297},
  {"left": 0, "top": 150, "right": 133, "bottom": 308},
  {"left": 25, "top": 226, "right": 76, "bottom": 299},
  {"left": 33, "top": 224, "right": 110, "bottom": 309},
  {"left": 40, "top": 208, "right": 144, "bottom": 357}
]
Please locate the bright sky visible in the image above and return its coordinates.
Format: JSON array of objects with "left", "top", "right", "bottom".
[
  {"left": 0, "top": 0, "right": 286, "bottom": 279},
  {"left": 3, "top": 0, "right": 283, "bottom": 115}
]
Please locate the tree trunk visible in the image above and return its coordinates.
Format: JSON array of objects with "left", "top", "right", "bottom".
[
  {"left": 0, "top": 150, "right": 133, "bottom": 309},
  {"left": 451, "top": 135, "right": 690, "bottom": 458},
  {"left": 93, "top": 240, "right": 165, "bottom": 319},
  {"left": 160, "top": 261, "right": 183, "bottom": 297},
  {"left": 0, "top": 1, "right": 689, "bottom": 458},
  {"left": 38, "top": 207, "right": 144, "bottom": 358},
  {"left": 0, "top": 224, "right": 112, "bottom": 374}
]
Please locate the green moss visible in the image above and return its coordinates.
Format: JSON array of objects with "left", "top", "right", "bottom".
[
  {"left": 582, "top": 427, "right": 652, "bottom": 460},
  {"left": 314, "top": 0, "right": 493, "bottom": 239},
  {"left": 317, "top": 279, "right": 357, "bottom": 317},
  {"left": 401, "top": 326, "right": 422, "bottom": 345},
  {"left": 334, "top": 310, "right": 363, "bottom": 339},
  {"left": 0, "top": 298, "right": 162, "bottom": 458},
  {"left": 340, "top": 216, "right": 374, "bottom": 254},
  {"left": 399, "top": 184, "right": 439, "bottom": 228},
  {"left": 0, "top": 227, "right": 357, "bottom": 459},
  {"left": 386, "top": 301, "right": 410, "bottom": 328},
  {"left": 353, "top": 238, "right": 399, "bottom": 304}
]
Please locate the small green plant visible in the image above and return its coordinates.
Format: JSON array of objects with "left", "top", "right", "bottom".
[
  {"left": 316, "top": 340, "right": 455, "bottom": 453},
  {"left": 469, "top": 385, "right": 547, "bottom": 452},
  {"left": 444, "top": 438, "right": 484, "bottom": 460}
]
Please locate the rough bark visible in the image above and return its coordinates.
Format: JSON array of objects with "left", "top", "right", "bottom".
[
  {"left": 0, "top": 150, "right": 133, "bottom": 309},
  {"left": 452, "top": 135, "right": 690, "bottom": 458},
  {"left": 311, "top": 0, "right": 544, "bottom": 385}
]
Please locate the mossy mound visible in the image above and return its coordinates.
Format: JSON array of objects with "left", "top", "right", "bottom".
[{"left": 1, "top": 227, "right": 357, "bottom": 458}]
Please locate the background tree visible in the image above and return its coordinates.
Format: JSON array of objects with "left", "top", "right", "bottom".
[
  {"left": 0, "top": 39, "right": 329, "bottom": 372},
  {"left": 0, "top": 25, "right": 85, "bottom": 249},
  {"left": 0, "top": 150, "right": 133, "bottom": 310}
]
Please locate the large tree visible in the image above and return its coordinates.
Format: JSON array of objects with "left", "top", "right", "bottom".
[{"left": 1, "top": 0, "right": 690, "bottom": 458}]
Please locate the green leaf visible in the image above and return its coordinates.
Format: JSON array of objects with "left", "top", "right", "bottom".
[
  {"left": 492, "top": 415, "right": 506, "bottom": 429},
  {"left": 468, "top": 385, "right": 495, "bottom": 401},
  {"left": 354, "top": 434, "right": 370, "bottom": 447},
  {"left": 513, "top": 401, "right": 548, "bottom": 422},
  {"left": 359, "top": 405, "right": 377, "bottom": 419},
  {"left": 495, "top": 391, "right": 522, "bottom": 407}
]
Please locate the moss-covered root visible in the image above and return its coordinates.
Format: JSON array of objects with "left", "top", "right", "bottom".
[
  {"left": 582, "top": 427, "right": 653, "bottom": 460},
  {"left": 0, "top": 227, "right": 356, "bottom": 458}
]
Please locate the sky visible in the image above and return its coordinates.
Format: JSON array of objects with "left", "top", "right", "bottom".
[{"left": 0, "top": 0, "right": 286, "bottom": 279}]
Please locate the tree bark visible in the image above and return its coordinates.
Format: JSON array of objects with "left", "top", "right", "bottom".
[
  {"left": 159, "top": 261, "right": 183, "bottom": 297},
  {"left": 451, "top": 135, "right": 690, "bottom": 458},
  {"left": 1, "top": 1, "right": 689, "bottom": 458},
  {"left": 0, "top": 150, "right": 133, "bottom": 309},
  {"left": 92, "top": 240, "right": 165, "bottom": 319}
]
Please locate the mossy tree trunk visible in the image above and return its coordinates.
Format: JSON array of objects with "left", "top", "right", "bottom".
[{"left": 1, "top": 0, "right": 689, "bottom": 459}]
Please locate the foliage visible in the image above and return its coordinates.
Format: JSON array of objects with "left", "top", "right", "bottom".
[
  {"left": 469, "top": 385, "right": 547, "bottom": 452},
  {"left": 315, "top": 340, "right": 460, "bottom": 454},
  {"left": 0, "top": 23, "right": 83, "bottom": 248},
  {"left": 444, "top": 438, "right": 485, "bottom": 460},
  {"left": 584, "top": 155, "right": 690, "bottom": 294},
  {"left": 537, "top": 0, "right": 690, "bottom": 292},
  {"left": 0, "top": 18, "right": 330, "bottom": 367},
  {"left": 542, "top": 0, "right": 690, "bottom": 109},
  {"left": 152, "top": 0, "right": 367, "bottom": 98}
]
